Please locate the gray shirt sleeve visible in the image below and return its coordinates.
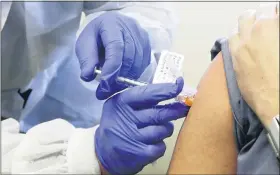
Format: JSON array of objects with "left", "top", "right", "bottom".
[{"left": 210, "top": 39, "right": 279, "bottom": 174}]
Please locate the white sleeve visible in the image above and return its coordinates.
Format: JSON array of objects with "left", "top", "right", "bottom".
[
  {"left": 2, "top": 119, "right": 100, "bottom": 174},
  {"left": 80, "top": 2, "right": 177, "bottom": 52},
  {"left": 1, "top": 118, "right": 25, "bottom": 174}
]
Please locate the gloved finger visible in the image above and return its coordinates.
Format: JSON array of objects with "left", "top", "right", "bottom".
[
  {"left": 119, "top": 32, "right": 135, "bottom": 77},
  {"left": 139, "top": 31, "right": 152, "bottom": 78},
  {"left": 75, "top": 24, "right": 99, "bottom": 82},
  {"left": 96, "top": 28, "right": 124, "bottom": 100},
  {"left": 238, "top": 9, "right": 256, "bottom": 39},
  {"left": 144, "top": 141, "right": 166, "bottom": 164},
  {"left": 136, "top": 102, "right": 189, "bottom": 128},
  {"left": 121, "top": 77, "right": 184, "bottom": 108},
  {"left": 136, "top": 122, "right": 174, "bottom": 144},
  {"left": 125, "top": 29, "right": 151, "bottom": 80}
]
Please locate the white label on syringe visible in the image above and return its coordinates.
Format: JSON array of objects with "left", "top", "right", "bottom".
[{"left": 152, "top": 51, "right": 185, "bottom": 84}]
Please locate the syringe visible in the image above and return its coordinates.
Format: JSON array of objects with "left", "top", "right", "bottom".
[
  {"left": 94, "top": 68, "right": 195, "bottom": 107},
  {"left": 94, "top": 68, "right": 148, "bottom": 87}
]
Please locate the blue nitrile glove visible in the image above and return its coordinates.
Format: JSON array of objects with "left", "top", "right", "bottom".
[
  {"left": 95, "top": 77, "right": 190, "bottom": 175},
  {"left": 75, "top": 12, "right": 151, "bottom": 100}
]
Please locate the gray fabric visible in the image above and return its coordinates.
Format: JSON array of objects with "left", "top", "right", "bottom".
[{"left": 210, "top": 39, "right": 279, "bottom": 174}]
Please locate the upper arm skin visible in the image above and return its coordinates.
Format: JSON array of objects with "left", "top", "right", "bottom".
[{"left": 168, "top": 53, "right": 237, "bottom": 174}]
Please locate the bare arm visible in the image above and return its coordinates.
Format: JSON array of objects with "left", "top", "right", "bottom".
[{"left": 168, "top": 53, "right": 237, "bottom": 174}]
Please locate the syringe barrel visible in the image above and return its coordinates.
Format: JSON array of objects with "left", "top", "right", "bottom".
[
  {"left": 116, "top": 77, "right": 148, "bottom": 86},
  {"left": 94, "top": 68, "right": 148, "bottom": 87}
]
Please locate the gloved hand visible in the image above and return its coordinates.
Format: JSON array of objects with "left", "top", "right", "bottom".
[
  {"left": 95, "top": 77, "right": 189, "bottom": 175},
  {"left": 229, "top": 3, "right": 279, "bottom": 128},
  {"left": 75, "top": 12, "right": 151, "bottom": 100}
]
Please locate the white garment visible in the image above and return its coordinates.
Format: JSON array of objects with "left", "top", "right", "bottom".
[{"left": 2, "top": 118, "right": 100, "bottom": 174}]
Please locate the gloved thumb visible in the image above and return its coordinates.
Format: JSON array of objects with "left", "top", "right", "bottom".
[
  {"left": 121, "top": 77, "right": 184, "bottom": 108},
  {"left": 75, "top": 24, "right": 99, "bottom": 82},
  {"left": 136, "top": 102, "right": 189, "bottom": 128}
]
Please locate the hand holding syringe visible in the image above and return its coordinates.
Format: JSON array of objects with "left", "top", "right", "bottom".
[{"left": 94, "top": 51, "right": 196, "bottom": 106}]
